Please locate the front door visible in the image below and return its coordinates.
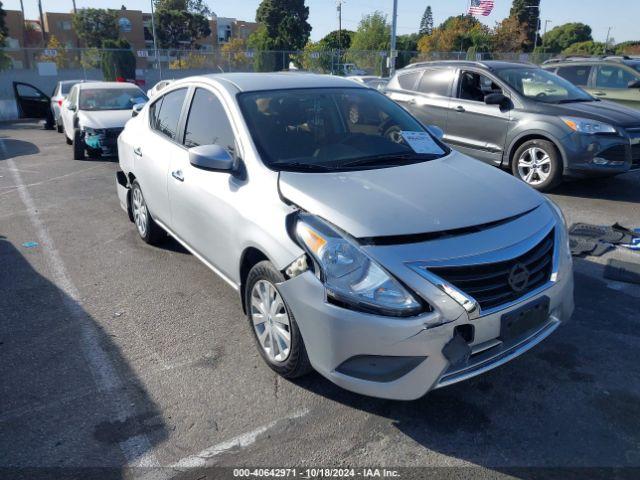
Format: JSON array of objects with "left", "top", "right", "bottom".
[
  {"left": 13, "top": 82, "right": 53, "bottom": 127},
  {"left": 445, "top": 70, "right": 511, "bottom": 165},
  {"left": 592, "top": 65, "right": 640, "bottom": 109},
  {"left": 168, "top": 86, "right": 241, "bottom": 281}
]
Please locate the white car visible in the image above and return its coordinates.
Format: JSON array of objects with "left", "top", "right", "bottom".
[
  {"left": 60, "top": 82, "right": 148, "bottom": 160},
  {"left": 347, "top": 75, "right": 389, "bottom": 91},
  {"left": 147, "top": 79, "right": 173, "bottom": 98},
  {"left": 51, "top": 80, "right": 84, "bottom": 133}
]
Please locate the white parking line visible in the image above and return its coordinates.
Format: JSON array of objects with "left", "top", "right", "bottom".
[
  {"left": 0, "top": 139, "right": 160, "bottom": 467},
  {"left": 171, "top": 409, "right": 310, "bottom": 468}
]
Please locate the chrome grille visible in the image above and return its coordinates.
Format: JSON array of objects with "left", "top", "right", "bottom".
[{"left": 429, "top": 230, "right": 555, "bottom": 311}]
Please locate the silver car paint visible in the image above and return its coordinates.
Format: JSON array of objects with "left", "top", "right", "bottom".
[
  {"left": 117, "top": 73, "right": 574, "bottom": 400},
  {"left": 279, "top": 150, "right": 543, "bottom": 238}
]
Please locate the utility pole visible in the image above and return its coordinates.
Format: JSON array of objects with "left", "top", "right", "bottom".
[
  {"left": 150, "top": 0, "right": 162, "bottom": 79},
  {"left": 389, "top": 0, "right": 398, "bottom": 76},
  {"left": 336, "top": 0, "right": 343, "bottom": 75},
  {"left": 605, "top": 26, "right": 612, "bottom": 54}
]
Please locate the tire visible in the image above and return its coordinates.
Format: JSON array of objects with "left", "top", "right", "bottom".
[
  {"left": 56, "top": 119, "right": 63, "bottom": 133},
  {"left": 130, "top": 181, "right": 166, "bottom": 245},
  {"left": 73, "top": 129, "right": 85, "bottom": 160},
  {"left": 65, "top": 131, "right": 72, "bottom": 145},
  {"left": 245, "top": 261, "right": 312, "bottom": 379},
  {"left": 511, "top": 139, "right": 562, "bottom": 192}
]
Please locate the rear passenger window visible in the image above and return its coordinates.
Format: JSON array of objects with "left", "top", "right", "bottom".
[
  {"left": 397, "top": 72, "right": 420, "bottom": 90},
  {"left": 183, "top": 88, "right": 236, "bottom": 155},
  {"left": 595, "top": 66, "right": 636, "bottom": 89},
  {"left": 152, "top": 88, "right": 187, "bottom": 140},
  {"left": 418, "top": 69, "right": 454, "bottom": 97},
  {"left": 149, "top": 97, "right": 163, "bottom": 131},
  {"left": 556, "top": 66, "right": 592, "bottom": 87}
]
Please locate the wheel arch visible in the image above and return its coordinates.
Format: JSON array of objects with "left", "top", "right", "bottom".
[
  {"left": 506, "top": 131, "right": 567, "bottom": 170},
  {"left": 239, "top": 247, "right": 270, "bottom": 314}
]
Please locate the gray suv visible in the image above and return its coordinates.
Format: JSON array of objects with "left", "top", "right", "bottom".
[{"left": 386, "top": 60, "right": 640, "bottom": 191}]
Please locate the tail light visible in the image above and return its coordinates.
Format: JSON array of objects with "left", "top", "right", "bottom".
[{"left": 58, "top": 99, "right": 63, "bottom": 106}]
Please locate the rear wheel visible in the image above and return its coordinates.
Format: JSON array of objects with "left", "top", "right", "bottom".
[
  {"left": 56, "top": 121, "right": 63, "bottom": 133},
  {"left": 130, "top": 181, "right": 165, "bottom": 245},
  {"left": 73, "top": 129, "right": 85, "bottom": 160},
  {"left": 512, "top": 139, "right": 562, "bottom": 191},
  {"left": 245, "top": 261, "right": 312, "bottom": 379}
]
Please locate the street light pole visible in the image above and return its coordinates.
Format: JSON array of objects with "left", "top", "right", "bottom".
[
  {"left": 389, "top": 0, "right": 398, "bottom": 76},
  {"left": 605, "top": 26, "right": 613, "bottom": 54}
]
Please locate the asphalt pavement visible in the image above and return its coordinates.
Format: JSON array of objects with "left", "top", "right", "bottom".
[{"left": 1, "top": 122, "right": 640, "bottom": 478}]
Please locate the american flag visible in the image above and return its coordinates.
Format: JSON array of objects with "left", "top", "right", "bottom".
[{"left": 468, "top": 0, "right": 495, "bottom": 16}]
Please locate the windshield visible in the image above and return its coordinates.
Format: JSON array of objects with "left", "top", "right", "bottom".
[
  {"left": 496, "top": 68, "right": 594, "bottom": 103},
  {"left": 79, "top": 88, "right": 148, "bottom": 111},
  {"left": 238, "top": 88, "right": 448, "bottom": 172}
]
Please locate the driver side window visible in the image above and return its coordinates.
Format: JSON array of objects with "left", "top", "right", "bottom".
[{"left": 458, "top": 71, "right": 502, "bottom": 102}]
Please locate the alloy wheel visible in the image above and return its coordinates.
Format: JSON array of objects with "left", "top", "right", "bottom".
[
  {"left": 250, "top": 280, "right": 291, "bottom": 363},
  {"left": 517, "top": 147, "right": 552, "bottom": 186},
  {"left": 132, "top": 186, "right": 148, "bottom": 238}
]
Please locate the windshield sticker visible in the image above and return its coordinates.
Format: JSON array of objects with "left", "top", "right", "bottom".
[{"left": 400, "top": 131, "right": 444, "bottom": 155}]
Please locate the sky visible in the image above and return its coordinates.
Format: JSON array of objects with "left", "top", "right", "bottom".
[{"left": 5, "top": 0, "right": 639, "bottom": 44}]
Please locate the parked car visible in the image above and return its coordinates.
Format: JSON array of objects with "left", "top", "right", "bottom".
[
  {"left": 348, "top": 75, "right": 389, "bottom": 91},
  {"left": 543, "top": 56, "right": 640, "bottom": 110},
  {"left": 12, "top": 81, "right": 54, "bottom": 129},
  {"left": 60, "top": 81, "right": 148, "bottom": 160},
  {"left": 116, "top": 73, "right": 574, "bottom": 400},
  {"left": 147, "top": 79, "right": 173, "bottom": 98},
  {"left": 51, "top": 80, "right": 84, "bottom": 133},
  {"left": 386, "top": 60, "right": 640, "bottom": 191},
  {"left": 339, "top": 63, "right": 367, "bottom": 76}
]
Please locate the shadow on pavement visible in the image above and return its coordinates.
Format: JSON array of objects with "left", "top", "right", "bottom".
[
  {"left": 0, "top": 136, "right": 39, "bottom": 159},
  {"left": 553, "top": 173, "right": 640, "bottom": 203},
  {"left": 0, "top": 235, "right": 168, "bottom": 472},
  {"left": 293, "top": 257, "right": 640, "bottom": 472}
]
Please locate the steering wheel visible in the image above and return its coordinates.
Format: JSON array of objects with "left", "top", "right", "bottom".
[{"left": 383, "top": 125, "right": 404, "bottom": 144}]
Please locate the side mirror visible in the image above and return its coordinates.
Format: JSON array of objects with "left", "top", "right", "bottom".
[
  {"left": 189, "top": 144, "right": 235, "bottom": 172},
  {"left": 426, "top": 125, "right": 444, "bottom": 140},
  {"left": 628, "top": 80, "right": 640, "bottom": 89},
  {"left": 67, "top": 104, "right": 76, "bottom": 112},
  {"left": 132, "top": 103, "right": 145, "bottom": 117},
  {"left": 484, "top": 93, "right": 509, "bottom": 106}
]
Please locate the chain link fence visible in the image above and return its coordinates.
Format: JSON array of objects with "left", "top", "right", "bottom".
[{"left": 0, "top": 47, "right": 555, "bottom": 120}]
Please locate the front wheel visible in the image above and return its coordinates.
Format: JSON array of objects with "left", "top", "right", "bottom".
[
  {"left": 511, "top": 139, "right": 562, "bottom": 191},
  {"left": 56, "top": 121, "right": 63, "bottom": 133},
  {"left": 246, "top": 261, "right": 312, "bottom": 379}
]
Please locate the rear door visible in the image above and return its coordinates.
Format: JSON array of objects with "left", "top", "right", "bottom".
[
  {"left": 555, "top": 64, "right": 593, "bottom": 91},
  {"left": 445, "top": 69, "right": 511, "bottom": 165},
  {"left": 592, "top": 64, "right": 640, "bottom": 109},
  {"left": 410, "top": 68, "right": 455, "bottom": 131},
  {"left": 134, "top": 87, "right": 189, "bottom": 227},
  {"left": 13, "top": 82, "right": 52, "bottom": 122}
]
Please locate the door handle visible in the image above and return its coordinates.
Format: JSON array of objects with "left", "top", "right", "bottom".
[
  {"left": 455, "top": 106, "right": 466, "bottom": 112},
  {"left": 171, "top": 170, "right": 184, "bottom": 182},
  {"left": 133, "top": 146, "right": 142, "bottom": 156}
]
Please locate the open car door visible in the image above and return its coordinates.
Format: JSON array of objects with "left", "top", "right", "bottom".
[{"left": 13, "top": 81, "right": 54, "bottom": 129}]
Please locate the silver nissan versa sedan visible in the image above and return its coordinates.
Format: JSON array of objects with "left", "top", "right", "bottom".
[{"left": 116, "top": 73, "right": 574, "bottom": 400}]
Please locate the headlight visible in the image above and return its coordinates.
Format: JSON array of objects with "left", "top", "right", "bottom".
[
  {"left": 295, "top": 214, "right": 423, "bottom": 317},
  {"left": 561, "top": 116, "right": 617, "bottom": 135},
  {"left": 545, "top": 198, "right": 572, "bottom": 277}
]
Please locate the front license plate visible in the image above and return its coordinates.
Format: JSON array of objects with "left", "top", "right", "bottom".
[{"left": 500, "top": 296, "right": 550, "bottom": 342}]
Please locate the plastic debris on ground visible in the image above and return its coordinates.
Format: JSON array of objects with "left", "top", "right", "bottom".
[
  {"left": 22, "top": 241, "right": 39, "bottom": 248},
  {"left": 568, "top": 223, "right": 640, "bottom": 257}
]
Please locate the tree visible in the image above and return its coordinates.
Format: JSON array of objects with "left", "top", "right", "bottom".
[
  {"left": 72, "top": 8, "right": 118, "bottom": 48},
  {"left": 154, "top": 0, "right": 212, "bottom": 17},
  {"left": 418, "top": 15, "right": 491, "bottom": 54},
  {"left": 509, "top": 0, "right": 540, "bottom": 51},
  {"left": 492, "top": 15, "right": 529, "bottom": 52},
  {"left": 396, "top": 33, "right": 420, "bottom": 68},
  {"left": 346, "top": 11, "right": 390, "bottom": 75},
  {"left": 419, "top": 6, "right": 433, "bottom": 36},
  {"left": 250, "top": 0, "right": 312, "bottom": 71},
  {"left": 40, "top": 35, "right": 69, "bottom": 68},
  {"left": 541, "top": 23, "right": 592, "bottom": 53},
  {"left": 0, "top": 1, "right": 11, "bottom": 70},
  {"left": 156, "top": 9, "right": 210, "bottom": 49},
  {"left": 320, "top": 29, "right": 354, "bottom": 51},
  {"left": 100, "top": 39, "right": 135, "bottom": 80},
  {"left": 562, "top": 40, "right": 606, "bottom": 56},
  {"left": 221, "top": 38, "right": 251, "bottom": 71},
  {"left": 616, "top": 41, "right": 640, "bottom": 56}
]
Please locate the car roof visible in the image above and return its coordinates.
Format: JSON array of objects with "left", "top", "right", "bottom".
[
  {"left": 171, "top": 72, "right": 367, "bottom": 94},
  {"left": 543, "top": 56, "right": 640, "bottom": 67},
  {"left": 77, "top": 81, "right": 143, "bottom": 90},
  {"left": 59, "top": 79, "right": 84, "bottom": 85},
  {"left": 400, "top": 60, "right": 534, "bottom": 73}
]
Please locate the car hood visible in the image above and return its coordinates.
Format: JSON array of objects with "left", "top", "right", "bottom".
[
  {"left": 543, "top": 100, "right": 640, "bottom": 127},
  {"left": 78, "top": 109, "right": 132, "bottom": 129},
  {"left": 278, "top": 150, "right": 544, "bottom": 238}
]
